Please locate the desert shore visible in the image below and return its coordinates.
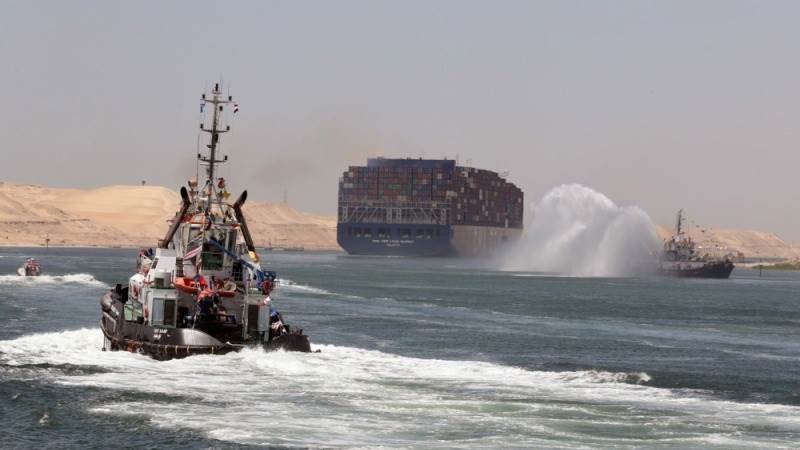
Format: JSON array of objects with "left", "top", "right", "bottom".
[
  {"left": 0, "top": 182, "right": 339, "bottom": 251},
  {"left": 654, "top": 225, "right": 800, "bottom": 261},
  {"left": 3, "top": 181, "right": 799, "bottom": 261}
]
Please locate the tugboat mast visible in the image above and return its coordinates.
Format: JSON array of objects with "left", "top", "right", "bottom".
[
  {"left": 675, "top": 208, "right": 684, "bottom": 237},
  {"left": 199, "top": 83, "right": 232, "bottom": 209}
]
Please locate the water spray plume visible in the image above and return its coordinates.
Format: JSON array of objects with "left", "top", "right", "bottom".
[{"left": 502, "top": 184, "right": 660, "bottom": 277}]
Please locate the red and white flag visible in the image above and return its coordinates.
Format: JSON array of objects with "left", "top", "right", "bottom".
[
  {"left": 184, "top": 239, "right": 203, "bottom": 259},
  {"left": 184, "top": 246, "right": 201, "bottom": 260}
]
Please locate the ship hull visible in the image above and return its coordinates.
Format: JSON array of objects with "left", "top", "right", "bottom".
[
  {"left": 100, "top": 292, "right": 311, "bottom": 361},
  {"left": 337, "top": 223, "right": 454, "bottom": 256},
  {"left": 451, "top": 225, "right": 522, "bottom": 257},
  {"left": 336, "top": 223, "right": 521, "bottom": 257},
  {"left": 659, "top": 261, "right": 735, "bottom": 279}
]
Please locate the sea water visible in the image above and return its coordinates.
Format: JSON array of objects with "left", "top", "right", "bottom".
[{"left": 1, "top": 248, "right": 799, "bottom": 449}]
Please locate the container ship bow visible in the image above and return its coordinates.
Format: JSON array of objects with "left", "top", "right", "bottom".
[{"left": 337, "top": 158, "right": 523, "bottom": 257}]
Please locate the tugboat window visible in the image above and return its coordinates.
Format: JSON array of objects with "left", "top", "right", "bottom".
[
  {"left": 124, "top": 302, "right": 143, "bottom": 323},
  {"left": 187, "top": 228, "right": 203, "bottom": 251},
  {"left": 226, "top": 231, "right": 237, "bottom": 254},
  {"left": 163, "top": 299, "right": 176, "bottom": 327},
  {"left": 201, "top": 243, "right": 225, "bottom": 270},
  {"left": 232, "top": 260, "right": 244, "bottom": 282}
]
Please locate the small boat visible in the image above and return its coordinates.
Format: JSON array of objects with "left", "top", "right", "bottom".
[
  {"left": 658, "top": 210, "right": 734, "bottom": 279},
  {"left": 100, "top": 83, "right": 311, "bottom": 360},
  {"left": 17, "top": 258, "right": 41, "bottom": 277}
]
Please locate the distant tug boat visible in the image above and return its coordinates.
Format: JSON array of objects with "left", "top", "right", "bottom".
[
  {"left": 17, "top": 258, "right": 41, "bottom": 276},
  {"left": 100, "top": 84, "right": 311, "bottom": 360},
  {"left": 659, "top": 210, "right": 734, "bottom": 279}
]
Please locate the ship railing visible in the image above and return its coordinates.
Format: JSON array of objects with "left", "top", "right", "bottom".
[
  {"left": 338, "top": 201, "right": 451, "bottom": 225},
  {"left": 337, "top": 200, "right": 452, "bottom": 209},
  {"left": 342, "top": 218, "right": 448, "bottom": 225}
]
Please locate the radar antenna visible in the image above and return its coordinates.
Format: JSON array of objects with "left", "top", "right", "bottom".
[{"left": 199, "top": 82, "right": 232, "bottom": 208}]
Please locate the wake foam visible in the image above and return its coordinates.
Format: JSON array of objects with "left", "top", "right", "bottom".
[
  {"left": 277, "top": 278, "right": 362, "bottom": 299},
  {"left": 277, "top": 278, "right": 333, "bottom": 295},
  {"left": 0, "top": 273, "right": 108, "bottom": 287},
  {"left": 502, "top": 184, "right": 660, "bottom": 277},
  {"left": 2, "top": 329, "right": 798, "bottom": 448}
]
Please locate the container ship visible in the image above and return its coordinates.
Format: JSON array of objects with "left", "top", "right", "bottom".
[{"left": 337, "top": 158, "right": 523, "bottom": 256}]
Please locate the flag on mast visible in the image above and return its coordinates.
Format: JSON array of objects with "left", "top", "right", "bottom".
[
  {"left": 184, "top": 234, "right": 203, "bottom": 260},
  {"left": 233, "top": 102, "right": 239, "bottom": 114}
]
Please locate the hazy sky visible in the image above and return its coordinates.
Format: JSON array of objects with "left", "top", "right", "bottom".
[{"left": 2, "top": 1, "right": 799, "bottom": 239}]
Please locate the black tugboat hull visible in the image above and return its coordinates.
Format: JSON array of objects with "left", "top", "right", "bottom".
[
  {"left": 101, "top": 330, "right": 312, "bottom": 361},
  {"left": 266, "top": 333, "right": 312, "bottom": 353},
  {"left": 100, "top": 292, "right": 312, "bottom": 361},
  {"left": 101, "top": 328, "right": 240, "bottom": 360},
  {"left": 659, "top": 261, "right": 735, "bottom": 279}
]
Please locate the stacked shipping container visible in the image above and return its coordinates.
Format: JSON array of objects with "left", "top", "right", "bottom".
[
  {"left": 449, "top": 167, "right": 523, "bottom": 228},
  {"left": 338, "top": 158, "right": 523, "bottom": 228}
]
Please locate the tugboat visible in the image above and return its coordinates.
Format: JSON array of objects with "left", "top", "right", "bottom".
[
  {"left": 100, "top": 84, "right": 311, "bottom": 360},
  {"left": 16, "top": 258, "right": 41, "bottom": 276},
  {"left": 659, "top": 209, "right": 734, "bottom": 279}
]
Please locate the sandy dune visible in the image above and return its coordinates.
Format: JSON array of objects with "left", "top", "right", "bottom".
[
  {"left": 2, "top": 181, "right": 797, "bottom": 259},
  {"left": 0, "top": 182, "right": 338, "bottom": 250},
  {"left": 656, "top": 225, "right": 800, "bottom": 261}
]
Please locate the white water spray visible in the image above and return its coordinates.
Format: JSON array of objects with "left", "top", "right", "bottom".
[
  {"left": 0, "top": 273, "right": 108, "bottom": 287},
  {"left": 502, "top": 184, "right": 660, "bottom": 277}
]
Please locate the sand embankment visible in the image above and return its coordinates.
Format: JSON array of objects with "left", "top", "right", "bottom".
[
  {"left": 656, "top": 225, "right": 800, "bottom": 261},
  {"left": 4, "top": 181, "right": 797, "bottom": 259},
  {"left": 0, "top": 182, "right": 339, "bottom": 250}
]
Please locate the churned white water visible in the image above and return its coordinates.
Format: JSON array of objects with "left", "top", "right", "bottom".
[
  {"left": 278, "top": 278, "right": 363, "bottom": 299},
  {"left": 0, "top": 273, "right": 108, "bottom": 287},
  {"left": 3, "top": 249, "right": 798, "bottom": 448},
  {"left": 1, "top": 329, "right": 797, "bottom": 449},
  {"left": 277, "top": 278, "right": 336, "bottom": 295},
  {"left": 503, "top": 184, "right": 660, "bottom": 277}
]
